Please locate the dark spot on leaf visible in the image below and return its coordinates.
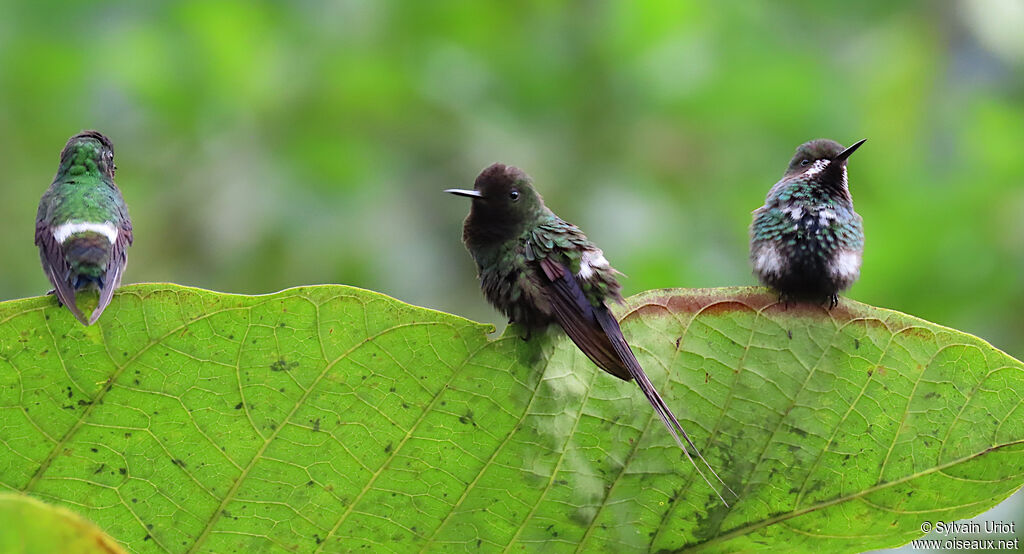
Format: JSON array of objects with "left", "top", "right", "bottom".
[
  {"left": 147, "top": 524, "right": 153, "bottom": 530},
  {"left": 787, "top": 330, "right": 793, "bottom": 340},
  {"left": 172, "top": 459, "right": 186, "bottom": 468},
  {"left": 477, "top": 540, "right": 482, "bottom": 547},
  {"left": 222, "top": 510, "right": 232, "bottom": 518},
  {"left": 314, "top": 534, "right": 323, "bottom": 545},
  {"left": 313, "top": 418, "right": 320, "bottom": 432},
  {"left": 77, "top": 399, "right": 91, "bottom": 407},
  {"left": 306, "top": 480, "right": 314, "bottom": 487},
  {"left": 131, "top": 498, "right": 137, "bottom": 503},
  {"left": 235, "top": 402, "right": 243, "bottom": 410},
  {"left": 133, "top": 379, "right": 140, "bottom": 385},
  {"left": 675, "top": 337, "right": 681, "bottom": 349},
  {"left": 93, "top": 463, "right": 105, "bottom": 474},
  {"left": 228, "top": 334, "right": 234, "bottom": 339},
  {"left": 458, "top": 410, "right": 475, "bottom": 426},
  {"left": 384, "top": 443, "right": 393, "bottom": 453},
  {"left": 90, "top": 448, "right": 98, "bottom": 453},
  {"left": 389, "top": 387, "right": 396, "bottom": 393},
  {"left": 854, "top": 338, "right": 860, "bottom": 349},
  {"left": 923, "top": 392, "right": 938, "bottom": 399},
  {"left": 402, "top": 403, "right": 409, "bottom": 409},
  {"left": 66, "top": 387, "right": 72, "bottom": 399},
  {"left": 867, "top": 370, "right": 873, "bottom": 377},
  {"left": 790, "top": 426, "right": 808, "bottom": 438},
  {"left": 144, "top": 534, "right": 151, "bottom": 541},
  {"left": 119, "top": 468, "right": 127, "bottom": 475},
  {"left": 270, "top": 358, "right": 298, "bottom": 372}
]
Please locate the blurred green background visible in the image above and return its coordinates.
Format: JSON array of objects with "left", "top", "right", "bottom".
[{"left": 0, "top": 0, "right": 1021, "bottom": 549}]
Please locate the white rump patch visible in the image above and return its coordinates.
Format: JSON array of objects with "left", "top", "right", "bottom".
[
  {"left": 753, "top": 243, "right": 784, "bottom": 276},
  {"left": 577, "top": 249, "right": 609, "bottom": 280},
  {"left": 830, "top": 249, "right": 862, "bottom": 280},
  {"left": 52, "top": 221, "right": 118, "bottom": 245},
  {"left": 804, "top": 159, "right": 830, "bottom": 177}
]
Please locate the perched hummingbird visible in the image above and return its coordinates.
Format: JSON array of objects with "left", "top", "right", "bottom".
[
  {"left": 35, "top": 131, "right": 133, "bottom": 325},
  {"left": 447, "top": 163, "right": 730, "bottom": 504},
  {"left": 750, "top": 138, "right": 866, "bottom": 308}
]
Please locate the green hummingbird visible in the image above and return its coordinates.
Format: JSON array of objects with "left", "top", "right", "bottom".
[
  {"left": 750, "top": 138, "right": 866, "bottom": 308},
  {"left": 35, "top": 131, "right": 133, "bottom": 325},
  {"left": 447, "top": 163, "right": 731, "bottom": 504}
]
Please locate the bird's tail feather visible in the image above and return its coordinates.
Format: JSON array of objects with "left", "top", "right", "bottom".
[{"left": 593, "top": 308, "right": 736, "bottom": 506}]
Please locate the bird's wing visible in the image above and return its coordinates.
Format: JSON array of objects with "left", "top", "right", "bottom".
[
  {"left": 536, "top": 255, "right": 733, "bottom": 505},
  {"left": 536, "top": 256, "right": 630, "bottom": 380},
  {"left": 89, "top": 218, "right": 132, "bottom": 325},
  {"left": 35, "top": 217, "right": 88, "bottom": 325}
]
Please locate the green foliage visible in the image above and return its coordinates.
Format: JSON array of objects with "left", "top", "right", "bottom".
[
  {"left": 1, "top": 1, "right": 1023, "bottom": 361},
  {"left": 0, "top": 492, "right": 126, "bottom": 554},
  {"left": 1, "top": 284, "right": 1021, "bottom": 552}
]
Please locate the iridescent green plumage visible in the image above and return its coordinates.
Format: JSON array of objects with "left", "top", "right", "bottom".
[
  {"left": 35, "top": 131, "right": 133, "bottom": 325},
  {"left": 448, "top": 163, "right": 731, "bottom": 505},
  {"left": 750, "top": 139, "right": 865, "bottom": 307}
]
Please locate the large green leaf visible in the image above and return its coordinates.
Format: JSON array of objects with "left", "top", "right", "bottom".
[
  {"left": 0, "top": 492, "right": 126, "bottom": 554},
  {"left": 0, "top": 284, "right": 1020, "bottom": 552}
]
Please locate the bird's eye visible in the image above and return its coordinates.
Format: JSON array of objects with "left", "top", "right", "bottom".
[
  {"left": 509, "top": 189, "right": 520, "bottom": 201},
  {"left": 800, "top": 159, "right": 811, "bottom": 167}
]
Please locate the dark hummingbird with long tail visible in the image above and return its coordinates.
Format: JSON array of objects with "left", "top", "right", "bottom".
[
  {"left": 35, "top": 131, "right": 133, "bottom": 325},
  {"left": 750, "top": 138, "right": 866, "bottom": 308},
  {"left": 447, "top": 163, "right": 731, "bottom": 505}
]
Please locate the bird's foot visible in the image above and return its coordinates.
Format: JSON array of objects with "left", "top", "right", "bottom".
[
  {"left": 777, "top": 293, "right": 793, "bottom": 310},
  {"left": 828, "top": 294, "right": 839, "bottom": 310},
  {"left": 45, "top": 289, "right": 63, "bottom": 307}
]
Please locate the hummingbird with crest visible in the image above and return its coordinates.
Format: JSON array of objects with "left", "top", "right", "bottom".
[
  {"left": 750, "top": 138, "right": 866, "bottom": 308},
  {"left": 35, "top": 130, "right": 133, "bottom": 325},
  {"left": 447, "top": 163, "right": 731, "bottom": 505}
]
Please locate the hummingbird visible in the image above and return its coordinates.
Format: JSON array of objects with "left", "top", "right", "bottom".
[
  {"left": 447, "top": 163, "right": 731, "bottom": 504},
  {"left": 35, "top": 130, "right": 133, "bottom": 326},
  {"left": 750, "top": 138, "right": 866, "bottom": 308}
]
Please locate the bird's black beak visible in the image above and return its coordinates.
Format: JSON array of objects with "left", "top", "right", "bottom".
[
  {"left": 445, "top": 188, "right": 483, "bottom": 198},
  {"left": 834, "top": 138, "right": 867, "bottom": 163}
]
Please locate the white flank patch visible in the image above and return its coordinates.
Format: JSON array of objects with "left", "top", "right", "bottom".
[
  {"left": 841, "top": 166, "right": 848, "bottom": 189},
  {"left": 753, "top": 243, "right": 784, "bottom": 276},
  {"left": 782, "top": 206, "right": 804, "bottom": 220},
  {"left": 52, "top": 222, "right": 118, "bottom": 245},
  {"left": 830, "top": 249, "right": 862, "bottom": 280},
  {"left": 804, "top": 159, "right": 830, "bottom": 177},
  {"left": 818, "top": 209, "right": 837, "bottom": 226},
  {"left": 577, "top": 249, "right": 609, "bottom": 280}
]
